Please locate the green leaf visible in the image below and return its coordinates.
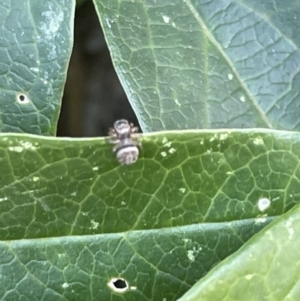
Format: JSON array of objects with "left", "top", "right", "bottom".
[
  {"left": 0, "top": 0, "right": 75, "bottom": 135},
  {"left": 0, "top": 129, "right": 299, "bottom": 299},
  {"left": 0, "top": 218, "right": 273, "bottom": 300},
  {"left": 93, "top": 0, "right": 300, "bottom": 132},
  {"left": 178, "top": 202, "right": 300, "bottom": 301},
  {"left": 0, "top": 130, "right": 299, "bottom": 240}
]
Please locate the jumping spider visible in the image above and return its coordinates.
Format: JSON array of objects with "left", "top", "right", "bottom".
[{"left": 109, "top": 119, "right": 141, "bottom": 165}]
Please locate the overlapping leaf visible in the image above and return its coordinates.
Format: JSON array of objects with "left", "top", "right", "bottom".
[
  {"left": 0, "top": 219, "right": 272, "bottom": 301},
  {"left": 0, "top": 129, "right": 299, "bottom": 300},
  {"left": 0, "top": 130, "right": 299, "bottom": 240},
  {"left": 178, "top": 202, "right": 300, "bottom": 301},
  {"left": 0, "top": 0, "right": 75, "bottom": 134},
  {"left": 93, "top": 0, "right": 300, "bottom": 132},
  {"left": 2, "top": 1, "right": 300, "bottom": 300}
]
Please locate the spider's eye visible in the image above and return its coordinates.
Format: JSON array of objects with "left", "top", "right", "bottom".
[{"left": 114, "top": 119, "right": 128, "bottom": 128}]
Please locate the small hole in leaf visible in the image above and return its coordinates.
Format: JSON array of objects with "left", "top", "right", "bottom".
[
  {"left": 108, "top": 277, "right": 129, "bottom": 293},
  {"left": 17, "top": 93, "right": 30, "bottom": 104},
  {"left": 113, "top": 279, "right": 127, "bottom": 289}
]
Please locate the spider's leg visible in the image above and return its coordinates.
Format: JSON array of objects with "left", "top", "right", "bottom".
[
  {"left": 112, "top": 144, "right": 120, "bottom": 152},
  {"left": 131, "top": 132, "right": 141, "bottom": 139},
  {"left": 130, "top": 126, "right": 139, "bottom": 133},
  {"left": 109, "top": 138, "right": 120, "bottom": 144},
  {"left": 108, "top": 128, "right": 117, "bottom": 136},
  {"left": 131, "top": 139, "right": 142, "bottom": 149}
]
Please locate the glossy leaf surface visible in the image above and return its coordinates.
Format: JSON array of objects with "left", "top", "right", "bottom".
[
  {"left": 93, "top": 0, "right": 300, "bottom": 132},
  {"left": 179, "top": 202, "right": 300, "bottom": 301},
  {"left": 0, "top": 219, "right": 271, "bottom": 301},
  {"left": 0, "top": 0, "right": 75, "bottom": 134},
  {"left": 0, "top": 130, "right": 299, "bottom": 240},
  {"left": 0, "top": 129, "right": 299, "bottom": 300}
]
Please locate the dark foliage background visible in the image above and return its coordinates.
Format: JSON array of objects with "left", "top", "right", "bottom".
[{"left": 57, "top": 0, "right": 138, "bottom": 137}]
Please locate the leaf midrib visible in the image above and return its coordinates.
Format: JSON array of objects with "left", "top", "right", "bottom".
[{"left": 184, "top": 0, "right": 273, "bottom": 128}]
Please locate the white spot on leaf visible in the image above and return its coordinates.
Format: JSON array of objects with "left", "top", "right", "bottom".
[
  {"left": 258, "top": 198, "right": 271, "bottom": 211},
  {"left": 253, "top": 137, "right": 264, "bottom": 145},
  {"left": 106, "top": 18, "right": 111, "bottom": 28},
  {"left": 220, "top": 133, "right": 228, "bottom": 140},
  {"left": 161, "top": 151, "right": 167, "bottom": 157},
  {"left": 162, "top": 15, "right": 170, "bottom": 23},
  {"left": 288, "top": 227, "right": 294, "bottom": 239},
  {"left": 30, "top": 67, "right": 39, "bottom": 73},
  {"left": 40, "top": 201, "right": 50, "bottom": 212},
  {"left": 228, "top": 73, "right": 233, "bottom": 80},
  {"left": 62, "top": 283, "right": 69, "bottom": 289},
  {"left": 40, "top": 9, "right": 64, "bottom": 38},
  {"left": 286, "top": 219, "right": 292, "bottom": 227},
  {"left": 240, "top": 95, "right": 245, "bottom": 102},
  {"left": 174, "top": 98, "right": 180, "bottom": 106},
  {"left": 187, "top": 246, "right": 202, "bottom": 262},
  {"left": 20, "top": 141, "right": 37, "bottom": 150},
  {"left": 90, "top": 219, "right": 99, "bottom": 230},
  {"left": 169, "top": 148, "right": 176, "bottom": 154},
  {"left": 255, "top": 217, "right": 267, "bottom": 224},
  {"left": 245, "top": 274, "right": 254, "bottom": 280},
  {"left": 38, "top": 6, "right": 64, "bottom": 59},
  {"left": 8, "top": 146, "right": 23, "bottom": 153},
  {"left": 187, "top": 250, "right": 195, "bottom": 261},
  {"left": 286, "top": 218, "right": 294, "bottom": 239}
]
